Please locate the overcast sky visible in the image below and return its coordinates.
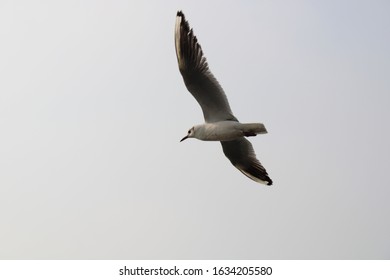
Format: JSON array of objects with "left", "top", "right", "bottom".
[{"left": 1, "top": 0, "right": 389, "bottom": 259}]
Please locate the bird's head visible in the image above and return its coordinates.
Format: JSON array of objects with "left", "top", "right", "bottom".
[{"left": 180, "top": 126, "right": 195, "bottom": 142}]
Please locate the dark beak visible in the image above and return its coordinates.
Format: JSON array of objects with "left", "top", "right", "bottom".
[{"left": 180, "top": 135, "right": 188, "bottom": 142}]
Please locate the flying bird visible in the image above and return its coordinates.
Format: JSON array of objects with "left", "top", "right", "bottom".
[{"left": 175, "top": 11, "right": 273, "bottom": 185}]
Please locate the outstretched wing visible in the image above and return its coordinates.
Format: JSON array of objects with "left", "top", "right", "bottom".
[
  {"left": 221, "top": 138, "right": 273, "bottom": 185},
  {"left": 175, "top": 11, "right": 237, "bottom": 123}
]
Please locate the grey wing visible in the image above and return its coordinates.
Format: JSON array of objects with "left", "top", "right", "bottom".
[
  {"left": 175, "top": 11, "right": 237, "bottom": 123},
  {"left": 221, "top": 138, "right": 273, "bottom": 185}
]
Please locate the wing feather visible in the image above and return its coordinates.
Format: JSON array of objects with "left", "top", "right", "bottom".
[
  {"left": 221, "top": 138, "right": 273, "bottom": 185},
  {"left": 175, "top": 11, "right": 237, "bottom": 123}
]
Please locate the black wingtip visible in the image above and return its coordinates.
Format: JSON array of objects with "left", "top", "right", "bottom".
[
  {"left": 263, "top": 173, "right": 273, "bottom": 186},
  {"left": 176, "top": 10, "right": 190, "bottom": 34},
  {"left": 176, "top": 10, "right": 189, "bottom": 31}
]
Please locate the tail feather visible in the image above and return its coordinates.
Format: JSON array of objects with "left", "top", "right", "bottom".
[{"left": 241, "top": 123, "right": 267, "bottom": 137}]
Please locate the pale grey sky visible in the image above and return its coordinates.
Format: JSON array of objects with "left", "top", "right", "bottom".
[{"left": 0, "top": 0, "right": 389, "bottom": 259}]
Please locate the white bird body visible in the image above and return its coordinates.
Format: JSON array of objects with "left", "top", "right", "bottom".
[
  {"left": 175, "top": 11, "right": 273, "bottom": 185},
  {"left": 192, "top": 121, "right": 267, "bottom": 141}
]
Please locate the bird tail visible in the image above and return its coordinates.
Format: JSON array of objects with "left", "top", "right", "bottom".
[{"left": 241, "top": 123, "right": 267, "bottom": 137}]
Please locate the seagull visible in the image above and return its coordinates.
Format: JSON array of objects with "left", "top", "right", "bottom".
[{"left": 175, "top": 11, "right": 273, "bottom": 185}]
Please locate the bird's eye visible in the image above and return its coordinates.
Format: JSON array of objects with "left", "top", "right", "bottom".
[{"left": 188, "top": 130, "right": 191, "bottom": 134}]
